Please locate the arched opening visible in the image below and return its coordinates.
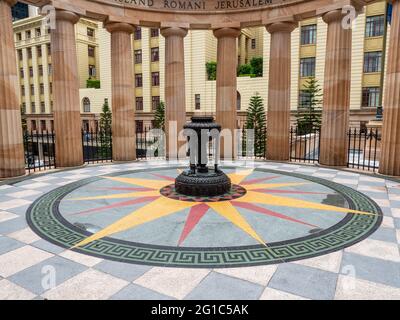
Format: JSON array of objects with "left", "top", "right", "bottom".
[
  {"left": 236, "top": 91, "right": 241, "bottom": 111},
  {"left": 82, "top": 97, "right": 91, "bottom": 113}
]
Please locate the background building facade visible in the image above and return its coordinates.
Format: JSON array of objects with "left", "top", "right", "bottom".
[{"left": 13, "top": 1, "right": 390, "bottom": 132}]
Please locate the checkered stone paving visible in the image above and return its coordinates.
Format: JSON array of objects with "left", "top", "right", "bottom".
[{"left": 0, "top": 161, "right": 399, "bottom": 300}]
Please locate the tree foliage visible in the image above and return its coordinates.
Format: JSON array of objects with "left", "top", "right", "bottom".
[
  {"left": 99, "top": 99, "right": 112, "bottom": 158},
  {"left": 296, "top": 77, "right": 323, "bottom": 135},
  {"left": 154, "top": 101, "right": 165, "bottom": 132},
  {"left": 244, "top": 93, "right": 266, "bottom": 157},
  {"left": 205, "top": 61, "right": 217, "bottom": 80}
]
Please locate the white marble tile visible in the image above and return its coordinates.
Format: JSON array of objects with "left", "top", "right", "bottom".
[
  {"left": 388, "top": 194, "right": 400, "bottom": 201},
  {"left": 357, "top": 185, "right": 386, "bottom": 193},
  {"left": 59, "top": 250, "right": 102, "bottom": 267},
  {"left": 134, "top": 267, "right": 210, "bottom": 300},
  {"left": 6, "top": 189, "right": 42, "bottom": 199},
  {"left": 396, "top": 230, "right": 400, "bottom": 245},
  {"left": 0, "top": 245, "right": 53, "bottom": 277},
  {"left": 8, "top": 228, "right": 41, "bottom": 244},
  {"left": 391, "top": 208, "right": 400, "bottom": 218},
  {"left": 0, "top": 279, "right": 36, "bottom": 300},
  {"left": 312, "top": 173, "right": 336, "bottom": 178},
  {"left": 0, "top": 210, "right": 18, "bottom": 223},
  {"left": 0, "top": 199, "right": 32, "bottom": 210},
  {"left": 359, "top": 176, "right": 384, "bottom": 183},
  {"left": 332, "top": 178, "right": 358, "bottom": 185},
  {"left": 0, "top": 185, "right": 13, "bottom": 190},
  {"left": 215, "top": 265, "right": 277, "bottom": 286},
  {"left": 373, "top": 199, "right": 391, "bottom": 208},
  {"left": 335, "top": 275, "right": 400, "bottom": 300},
  {"left": 42, "top": 269, "right": 128, "bottom": 300},
  {"left": 382, "top": 216, "right": 395, "bottom": 228},
  {"left": 344, "top": 238, "right": 400, "bottom": 263},
  {"left": 294, "top": 251, "right": 343, "bottom": 273},
  {"left": 20, "top": 182, "right": 50, "bottom": 190},
  {"left": 260, "top": 287, "right": 308, "bottom": 300}
]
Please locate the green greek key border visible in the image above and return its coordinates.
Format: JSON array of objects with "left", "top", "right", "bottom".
[{"left": 26, "top": 167, "right": 382, "bottom": 268}]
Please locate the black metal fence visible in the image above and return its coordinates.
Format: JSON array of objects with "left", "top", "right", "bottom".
[
  {"left": 23, "top": 131, "right": 56, "bottom": 173},
  {"left": 347, "top": 128, "right": 380, "bottom": 171},
  {"left": 289, "top": 127, "right": 320, "bottom": 163},
  {"left": 82, "top": 129, "right": 113, "bottom": 164},
  {"left": 22, "top": 126, "right": 382, "bottom": 173}
]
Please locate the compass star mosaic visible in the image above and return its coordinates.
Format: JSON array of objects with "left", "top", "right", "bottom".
[{"left": 27, "top": 167, "right": 382, "bottom": 268}]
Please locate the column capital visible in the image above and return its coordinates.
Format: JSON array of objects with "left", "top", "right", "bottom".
[
  {"left": 55, "top": 10, "right": 80, "bottom": 24},
  {"left": 213, "top": 27, "right": 241, "bottom": 39},
  {"left": 160, "top": 27, "right": 188, "bottom": 38},
  {"left": 321, "top": 7, "right": 362, "bottom": 24},
  {"left": 2, "top": 0, "right": 17, "bottom": 7},
  {"left": 105, "top": 22, "right": 135, "bottom": 34},
  {"left": 266, "top": 21, "right": 297, "bottom": 34}
]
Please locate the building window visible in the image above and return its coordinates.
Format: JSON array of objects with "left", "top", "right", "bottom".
[
  {"left": 151, "top": 72, "right": 160, "bottom": 86},
  {"left": 299, "top": 90, "right": 312, "bottom": 108},
  {"left": 40, "top": 120, "right": 46, "bottom": 132},
  {"left": 50, "top": 101, "right": 53, "bottom": 113},
  {"left": 29, "top": 66, "right": 33, "bottom": 77},
  {"left": 150, "top": 28, "right": 159, "bottom": 37},
  {"left": 251, "top": 38, "right": 256, "bottom": 49},
  {"left": 40, "top": 102, "right": 45, "bottom": 113},
  {"left": 136, "top": 120, "right": 143, "bottom": 132},
  {"left": 152, "top": 96, "right": 160, "bottom": 110},
  {"left": 16, "top": 33, "right": 22, "bottom": 41},
  {"left": 50, "top": 120, "right": 54, "bottom": 131},
  {"left": 39, "top": 65, "right": 43, "bottom": 76},
  {"left": 135, "top": 74, "right": 143, "bottom": 87},
  {"left": 136, "top": 97, "right": 144, "bottom": 111},
  {"left": 237, "top": 91, "right": 241, "bottom": 110},
  {"left": 151, "top": 47, "right": 159, "bottom": 62},
  {"left": 88, "top": 65, "right": 96, "bottom": 77},
  {"left": 25, "top": 30, "right": 31, "bottom": 39},
  {"left": 27, "top": 47, "right": 32, "bottom": 59},
  {"left": 47, "top": 43, "right": 51, "bottom": 55},
  {"left": 49, "top": 83, "right": 52, "bottom": 94},
  {"left": 20, "top": 68, "right": 24, "bottom": 77},
  {"left": 301, "top": 24, "right": 317, "bottom": 45},
  {"left": 134, "top": 50, "right": 142, "bottom": 64},
  {"left": 31, "top": 120, "right": 37, "bottom": 131},
  {"left": 364, "top": 51, "right": 382, "bottom": 73},
  {"left": 35, "top": 27, "right": 41, "bottom": 37},
  {"left": 37, "top": 45, "right": 42, "bottom": 57},
  {"left": 88, "top": 45, "right": 95, "bottom": 57},
  {"left": 365, "top": 15, "right": 385, "bottom": 38},
  {"left": 31, "top": 102, "right": 36, "bottom": 114},
  {"left": 22, "top": 103, "right": 26, "bottom": 114},
  {"left": 30, "top": 84, "right": 34, "bottom": 95},
  {"left": 48, "top": 64, "right": 52, "bottom": 76},
  {"left": 300, "top": 57, "right": 315, "bottom": 77},
  {"left": 362, "top": 87, "right": 380, "bottom": 107},
  {"left": 18, "top": 49, "right": 23, "bottom": 60},
  {"left": 40, "top": 83, "right": 44, "bottom": 95},
  {"left": 134, "top": 27, "right": 142, "bottom": 40},
  {"left": 195, "top": 94, "right": 201, "bottom": 110},
  {"left": 21, "top": 85, "right": 25, "bottom": 96},
  {"left": 87, "top": 27, "right": 95, "bottom": 37},
  {"left": 82, "top": 97, "right": 91, "bottom": 113}
]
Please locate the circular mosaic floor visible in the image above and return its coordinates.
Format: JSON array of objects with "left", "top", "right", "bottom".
[{"left": 26, "top": 166, "right": 382, "bottom": 268}]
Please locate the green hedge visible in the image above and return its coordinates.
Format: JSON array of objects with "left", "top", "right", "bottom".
[{"left": 87, "top": 79, "right": 101, "bottom": 89}]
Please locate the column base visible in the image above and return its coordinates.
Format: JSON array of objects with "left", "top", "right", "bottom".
[{"left": 0, "top": 168, "right": 26, "bottom": 179}]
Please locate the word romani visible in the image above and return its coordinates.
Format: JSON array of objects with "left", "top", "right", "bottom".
[{"left": 113, "top": 0, "right": 275, "bottom": 11}]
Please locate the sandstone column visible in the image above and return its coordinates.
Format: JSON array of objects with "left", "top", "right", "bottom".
[
  {"left": 213, "top": 27, "right": 241, "bottom": 159},
  {"left": 106, "top": 23, "right": 136, "bottom": 161},
  {"left": 319, "top": 10, "right": 352, "bottom": 167},
  {"left": 52, "top": 10, "right": 83, "bottom": 167},
  {"left": 0, "top": 0, "right": 25, "bottom": 178},
  {"left": 160, "top": 27, "right": 188, "bottom": 160},
  {"left": 265, "top": 22, "right": 297, "bottom": 161},
  {"left": 379, "top": 0, "right": 400, "bottom": 176}
]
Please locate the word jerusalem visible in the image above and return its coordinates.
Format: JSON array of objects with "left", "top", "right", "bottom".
[{"left": 114, "top": 0, "right": 274, "bottom": 10}]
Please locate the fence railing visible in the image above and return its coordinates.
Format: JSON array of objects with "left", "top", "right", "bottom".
[
  {"left": 347, "top": 128, "right": 380, "bottom": 172},
  {"left": 82, "top": 129, "right": 112, "bottom": 164},
  {"left": 23, "top": 131, "right": 56, "bottom": 173},
  {"left": 289, "top": 127, "right": 320, "bottom": 163},
  {"left": 22, "top": 126, "right": 382, "bottom": 173}
]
